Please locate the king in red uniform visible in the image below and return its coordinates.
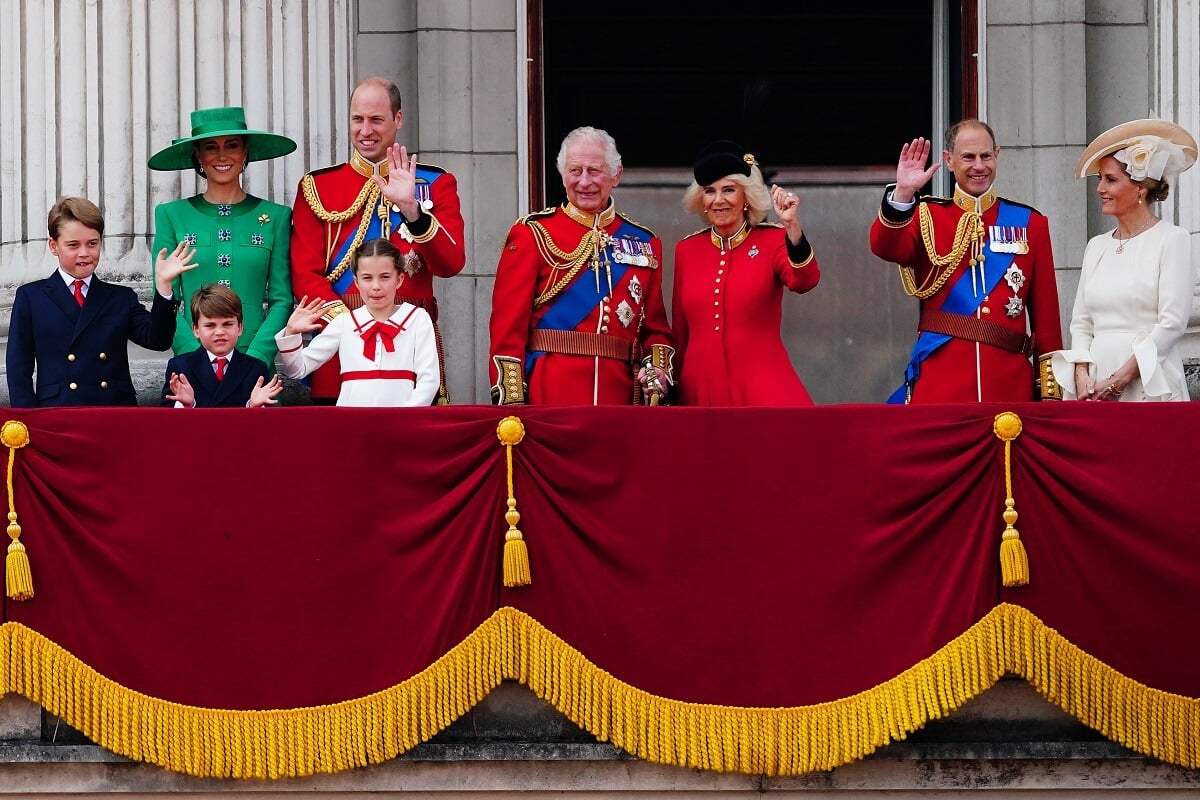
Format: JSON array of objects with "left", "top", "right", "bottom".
[
  {"left": 489, "top": 127, "right": 673, "bottom": 405},
  {"left": 869, "top": 119, "right": 1063, "bottom": 403},
  {"left": 290, "top": 76, "right": 465, "bottom": 404}
]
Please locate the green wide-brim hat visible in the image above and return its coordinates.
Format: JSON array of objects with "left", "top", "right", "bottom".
[{"left": 148, "top": 106, "right": 297, "bottom": 171}]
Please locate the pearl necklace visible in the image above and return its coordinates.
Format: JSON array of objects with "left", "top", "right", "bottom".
[{"left": 1114, "top": 217, "right": 1157, "bottom": 254}]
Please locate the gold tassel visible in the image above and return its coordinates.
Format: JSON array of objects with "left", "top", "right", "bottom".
[
  {"left": 2, "top": 420, "right": 33, "bottom": 600},
  {"left": 496, "top": 416, "right": 531, "bottom": 587},
  {"left": 992, "top": 412, "right": 1029, "bottom": 587}
]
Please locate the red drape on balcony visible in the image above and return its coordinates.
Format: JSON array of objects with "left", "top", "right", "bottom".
[{"left": 1, "top": 403, "right": 1196, "bottom": 777}]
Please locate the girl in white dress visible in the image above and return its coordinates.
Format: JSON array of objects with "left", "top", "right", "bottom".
[
  {"left": 276, "top": 238, "right": 440, "bottom": 406},
  {"left": 1052, "top": 119, "right": 1197, "bottom": 401}
]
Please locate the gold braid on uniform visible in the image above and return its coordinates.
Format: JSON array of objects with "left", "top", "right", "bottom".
[
  {"left": 300, "top": 175, "right": 383, "bottom": 286},
  {"left": 897, "top": 203, "right": 985, "bottom": 300},
  {"left": 529, "top": 222, "right": 601, "bottom": 308}
]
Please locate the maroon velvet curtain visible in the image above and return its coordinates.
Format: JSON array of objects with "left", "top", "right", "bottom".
[{"left": 4, "top": 403, "right": 1198, "bottom": 709}]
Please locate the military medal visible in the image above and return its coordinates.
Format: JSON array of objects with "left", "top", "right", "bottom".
[
  {"left": 989, "top": 225, "right": 1030, "bottom": 255},
  {"left": 416, "top": 182, "right": 433, "bottom": 211},
  {"left": 612, "top": 238, "right": 649, "bottom": 266},
  {"left": 616, "top": 299, "right": 634, "bottom": 328},
  {"left": 628, "top": 273, "right": 643, "bottom": 305},
  {"left": 748, "top": 245, "right": 759, "bottom": 259},
  {"left": 1004, "top": 263, "right": 1026, "bottom": 293},
  {"left": 1005, "top": 296, "right": 1024, "bottom": 318}
]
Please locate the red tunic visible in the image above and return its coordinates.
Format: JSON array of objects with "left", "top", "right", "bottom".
[
  {"left": 290, "top": 158, "right": 466, "bottom": 400},
  {"left": 488, "top": 202, "right": 672, "bottom": 405},
  {"left": 869, "top": 186, "right": 1063, "bottom": 403},
  {"left": 672, "top": 224, "right": 819, "bottom": 406}
]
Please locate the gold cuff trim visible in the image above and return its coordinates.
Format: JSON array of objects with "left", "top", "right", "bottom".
[
  {"left": 876, "top": 207, "right": 911, "bottom": 230},
  {"left": 319, "top": 300, "right": 350, "bottom": 323},
  {"left": 407, "top": 214, "right": 441, "bottom": 244},
  {"left": 1037, "top": 354, "right": 1062, "bottom": 400},
  {"left": 492, "top": 356, "right": 526, "bottom": 405}
]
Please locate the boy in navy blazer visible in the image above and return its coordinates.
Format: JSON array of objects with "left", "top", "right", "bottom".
[
  {"left": 7, "top": 197, "right": 195, "bottom": 407},
  {"left": 161, "top": 284, "right": 283, "bottom": 408}
]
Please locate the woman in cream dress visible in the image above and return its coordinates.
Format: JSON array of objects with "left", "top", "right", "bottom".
[{"left": 1052, "top": 119, "right": 1197, "bottom": 401}]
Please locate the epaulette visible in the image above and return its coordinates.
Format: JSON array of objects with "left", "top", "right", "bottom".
[
  {"left": 680, "top": 228, "right": 710, "bottom": 241},
  {"left": 758, "top": 221, "right": 784, "bottom": 229},
  {"left": 515, "top": 207, "right": 557, "bottom": 225},
  {"left": 415, "top": 161, "right": 448, "bottom": 175},
  {"left": 998, "top": 197, "right": 1043, "bottom": 216},
  {"left": 919, "top": 195, "right": 954, "bottom": 206},
  {"left": 306, "top": 162, "right": 342, "bottom": 177},
  {"left": 616, "top": 211, "right": 656, "bottom": 238}
]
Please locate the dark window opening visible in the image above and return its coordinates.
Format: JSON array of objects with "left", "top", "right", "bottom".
[{"left": 538, "top": 2, "right": 956, "bottom": 204}]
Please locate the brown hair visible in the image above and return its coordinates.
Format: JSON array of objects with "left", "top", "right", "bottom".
[
  {"left": 190, "top": 283, "right": 244, "bottom": 324},
  {"left": 945, "top": 119, "right": 997, "bottom": 153},
  {"left": 47, "top": 196, "right": 104, "bottom": 239},
  {"left": 352, "top": 237, "right": 402, "bottom": 274},
  {"left": 1136, "top": 175, "right": 1171, "bottom": 202},
  {"left": 353, "top": 76, "right": 402, "bottom": 115}
]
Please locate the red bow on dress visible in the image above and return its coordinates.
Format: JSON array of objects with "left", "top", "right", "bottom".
[{"left": 360, "top": 320, "right": 402, "bottom": 361}]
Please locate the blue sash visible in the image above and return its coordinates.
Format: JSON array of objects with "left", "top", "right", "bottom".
[
  {"left": 887, "top": 200, "right": 1031, "bottom": 403},
  {"left": 326, "top": 167, "right": 445, "bottom": 295},
  {"left": 525, "top": 219, "right": 651, "bottom": 374}
]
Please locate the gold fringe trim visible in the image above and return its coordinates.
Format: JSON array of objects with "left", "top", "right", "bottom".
[
  {"left": 2, "top": 620, "right": 505, "bottom": 779},
  {"left": 2, "top": 604, "right": 1198, "bottom": 777},
  {"left": 503, "top": 604, "right": 1200, "bottom": 774}
]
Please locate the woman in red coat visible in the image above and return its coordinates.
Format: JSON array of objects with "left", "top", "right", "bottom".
[{"left": 671, "top": 141, "right": 820, "bottom": 406}]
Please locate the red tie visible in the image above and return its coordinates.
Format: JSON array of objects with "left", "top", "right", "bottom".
[
  {"left": 72, "top": 279, "right": 85, "bottom": 306},
  {"left": 214, "top": 357, "right": 227, "bottom": 382}
]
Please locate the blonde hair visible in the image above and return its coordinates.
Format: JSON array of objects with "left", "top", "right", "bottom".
[{"left": 681, "top": 164, "right": 771, "bottom": 225}]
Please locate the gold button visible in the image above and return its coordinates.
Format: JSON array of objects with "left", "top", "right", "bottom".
[
  {"left": 69, "top": 382, "right": 78, "bottom": 390},
  {"left": 67, "top": 354, "right": 76, "bottom": 361},
  {"left": 981, "top": 306, "right": 991, "bottom": 315},
  {"left": 99, "top": 352, "right": 107, "bottom": 360},
  {"left": 100, "top": 381, "right": 108, "bottom": 389},
  {"left": 601, "top": 325, "right": 609, "bottom": 333}
]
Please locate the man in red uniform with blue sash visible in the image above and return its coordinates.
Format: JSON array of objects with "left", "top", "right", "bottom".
[
  {"left": 870, "top": 119, "right": 1063, "bottom": 403},
  {"left": 489, "top": 127, "right": 673, "bottom": 405},
  {"left": 290, "top": 76, "right": 466, "bottom": 404}
]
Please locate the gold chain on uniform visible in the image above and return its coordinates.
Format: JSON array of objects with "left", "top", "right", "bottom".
[
  {"left": 530, "top": 222, "right": 600, "bottom": 308},
  {"left": 301, "top": 175, "right": 387, "bottom": 284},
  {"left": 897, "top": 203, "right": 985, "bottom": 299}
]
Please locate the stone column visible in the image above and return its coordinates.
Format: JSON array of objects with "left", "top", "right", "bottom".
[{"left": 0, "top": 0, "right": 351, "bottom": 284}]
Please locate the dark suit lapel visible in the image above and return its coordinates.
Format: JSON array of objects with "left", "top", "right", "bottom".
[
  {"left": 37, "top": 274, "right": 83, "bottom": 324},
  {"left": 187, "top": 349, "right": 221, "bottom": 402},
  {"left": 73, "top": 278, "right": 117, "bottom": 343},
  {"left": 211, "top": 351, "right": 250, "bottom": 404}
]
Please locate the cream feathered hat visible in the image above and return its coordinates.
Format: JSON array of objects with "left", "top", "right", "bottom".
[{"left": 1075, "top": 118, "right": 1197, "bottom": 181}]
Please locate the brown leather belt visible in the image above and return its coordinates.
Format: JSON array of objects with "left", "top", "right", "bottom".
[
  {"left": 919, "top": 309, "right": 1033, "bottom": 355},
  {"left": 341, "top": 293, "right": 440, "bottom": 323},
  {"left": 529, "top": 329, "right": 633, "bottom": 361}
]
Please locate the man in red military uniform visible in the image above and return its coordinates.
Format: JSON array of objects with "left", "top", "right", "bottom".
[
  {"left": 290, "top": 76, "right": 465, "bottom": 404},
  {"left": 489, "top": 126, "right": 673, "bottom": 405},
  {"left": 870, "top": 119, "right": 1063, "bottom": 403}
]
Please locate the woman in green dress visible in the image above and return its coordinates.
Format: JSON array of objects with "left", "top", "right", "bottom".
[{"left": 149, "top": 107, "right": 296, "bottom": 367}]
